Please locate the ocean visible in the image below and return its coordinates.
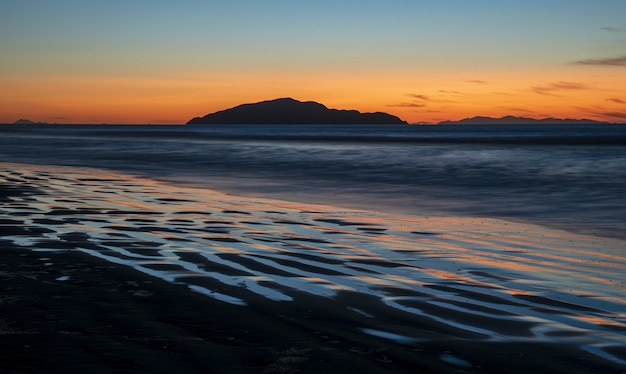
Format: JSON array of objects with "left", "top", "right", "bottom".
[
  {"left": 2, "top": 123, "right": 626, "bottom": 368},
  {"left": 1, "top": 123, "right": 625, "bottom": 239}
]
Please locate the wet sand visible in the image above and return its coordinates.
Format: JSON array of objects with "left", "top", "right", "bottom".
[{"left": 1, "top": 162, "right": 626, "bottom": 373}]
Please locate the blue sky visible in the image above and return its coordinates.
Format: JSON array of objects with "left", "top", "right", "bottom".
[{"left": 1, "top": 0, "right": 625, "bottom": 123}]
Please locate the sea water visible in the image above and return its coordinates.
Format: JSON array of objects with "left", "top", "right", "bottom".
[
  {"left": 2, "top": 124, "right": 626, "bottom": 366},
  {"left": 1, "top": 124, "right": 625, "bottom": 239}
]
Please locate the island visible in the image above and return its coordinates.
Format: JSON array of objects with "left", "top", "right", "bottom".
[
  {"left": 437, "top": 116, "right": 609, "bottom": 125},
  {"left": 186, "top": 98, "right": 407, "bottom": 125},
  {"left": 11, "top": 119, "right": 49, "bottom": 125}
]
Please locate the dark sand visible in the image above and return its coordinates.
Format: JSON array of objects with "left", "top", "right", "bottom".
[
  {"left": 1, "top": 163, "right": 626, "bottom": 373},
  {"left": 2, "top": 246, "right": 624, "bottom": 374}
]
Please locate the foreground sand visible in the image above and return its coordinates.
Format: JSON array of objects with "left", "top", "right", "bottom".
[{"left": 1, "top": 162, "right": 626, "bottom": 373}]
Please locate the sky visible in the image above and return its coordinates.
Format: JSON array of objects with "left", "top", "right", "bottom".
[{"left": 1, "top": 0, "right": 626, "bottom": 124}]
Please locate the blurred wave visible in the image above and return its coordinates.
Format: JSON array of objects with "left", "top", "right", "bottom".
[{"left": 1, "top": 124, "right": 625, "bottom": 238}]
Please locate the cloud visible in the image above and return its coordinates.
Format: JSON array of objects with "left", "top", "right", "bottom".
[
  {"left": 548, "top": 81, "right": 586, "bottom": 90},
  {"left": 531, "top": 81, "right": 587, "bottom": 95},
  {"left": 404, "top": 92, "right": 459, "bottom": 104},
  {"left": 575, "top": 106, "right": 626, "bottom": 122},
  {"left": 575, "top": 55, "right": 626, "bottom": 67},
  {"left": 601, "top": 26, "right": 625, "bottom": 33},
  {"left": 388, "top": 93, "right": 436, "bottom": 108},
  {"left": 406, "top": 93, "right": 431, "bottom": 101},
  {"left": 439, "top": 89, "right": 467, "bottom": 96},
  {"left": 607, "top": 97, "right": 626, "bottom": 104},
  {"left": 466, "top": 80, "right": 487, "bottom": 84},
  {"left": 492, "top": 91, "right": 517, "bottom": 96},
  {"left": 387, "top": 102, "right": 426, "bottom": 108},
  {"left": 600, "top": 111, "right": 626, "bottom": 120}
]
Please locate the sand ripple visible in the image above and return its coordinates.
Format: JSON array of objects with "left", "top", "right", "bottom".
[{"left": 2, "top": 162, "right": 626, "bottom": 365}]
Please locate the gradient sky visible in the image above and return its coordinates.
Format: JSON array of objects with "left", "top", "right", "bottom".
[{"left": 1, "top": 0, "right": 626, "bottom": 124}]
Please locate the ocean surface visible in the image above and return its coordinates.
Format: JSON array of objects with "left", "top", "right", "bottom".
[
  {"left": 1, "top": 123, "right": 625, "bottom": 239},
  {"left": 2, "top": 123, "right": 626, "bottom": 367}
]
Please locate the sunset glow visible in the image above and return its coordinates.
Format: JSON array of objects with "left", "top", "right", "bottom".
[{"left": 1, "top": 1, "right": 626, "bottom": 124}]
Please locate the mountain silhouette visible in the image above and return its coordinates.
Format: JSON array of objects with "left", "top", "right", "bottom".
[
  {"left": 12, "top": 119, "right": 49, "bottom": 125},
  {"left": 437, "top": 116, "right": 608, "bottom": 125},
  {"left": 187, "top": 98, "right": 407, "bottom": 125}
]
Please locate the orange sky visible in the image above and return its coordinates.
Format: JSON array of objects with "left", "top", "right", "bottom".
[
  {"left": 1, "top": 1, "right": 625, "bottom": 124},
  {"left": 4, "top": 65, "right": 624, "bottom": 124}
]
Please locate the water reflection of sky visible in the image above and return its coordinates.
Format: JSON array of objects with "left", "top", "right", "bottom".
[
  {"left": 3, "top": 162, "right": 626, "bottom": 365},
  {"left": 2, "top": 125, "right": 626, "bottom": 240}
]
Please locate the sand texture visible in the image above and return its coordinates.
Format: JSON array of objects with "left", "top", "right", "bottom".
[{"left": 1, "top": 162, "right": 626, "bottom": 373}]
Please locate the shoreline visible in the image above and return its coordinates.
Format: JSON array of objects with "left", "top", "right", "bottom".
[
  {"left": 4, "top": 246, "right": 623, "bottom": 374},
  {"left": 4, "top": 156, "right": 624, "bottom": 242},
  {"left": 2, "top": 161, "right": 626, "bottom": 373},
  {"left": 157, "top": 173, "right": 626, "bottom": 242}
]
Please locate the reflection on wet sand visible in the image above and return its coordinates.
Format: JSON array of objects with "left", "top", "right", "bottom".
[{"left": 2, "top": 162, "right": 626, "bottom": 366}]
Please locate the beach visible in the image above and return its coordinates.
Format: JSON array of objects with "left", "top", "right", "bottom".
[
  {"left": 1, "top": 161, "right": 626, "bottom": 373},
  {"left": 3, "top": 0, "right": 626, "bottom": 371}
]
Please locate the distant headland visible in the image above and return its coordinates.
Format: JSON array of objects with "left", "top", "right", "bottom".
[
  {"left": 436, "top": 116, "right": 611, "bottom": 125},
  {"left": 11, "top": 119, "right": 50, "bottom": 125},
  {"left": 187, "top": 98, "right": 408, "bottom": 125}
]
